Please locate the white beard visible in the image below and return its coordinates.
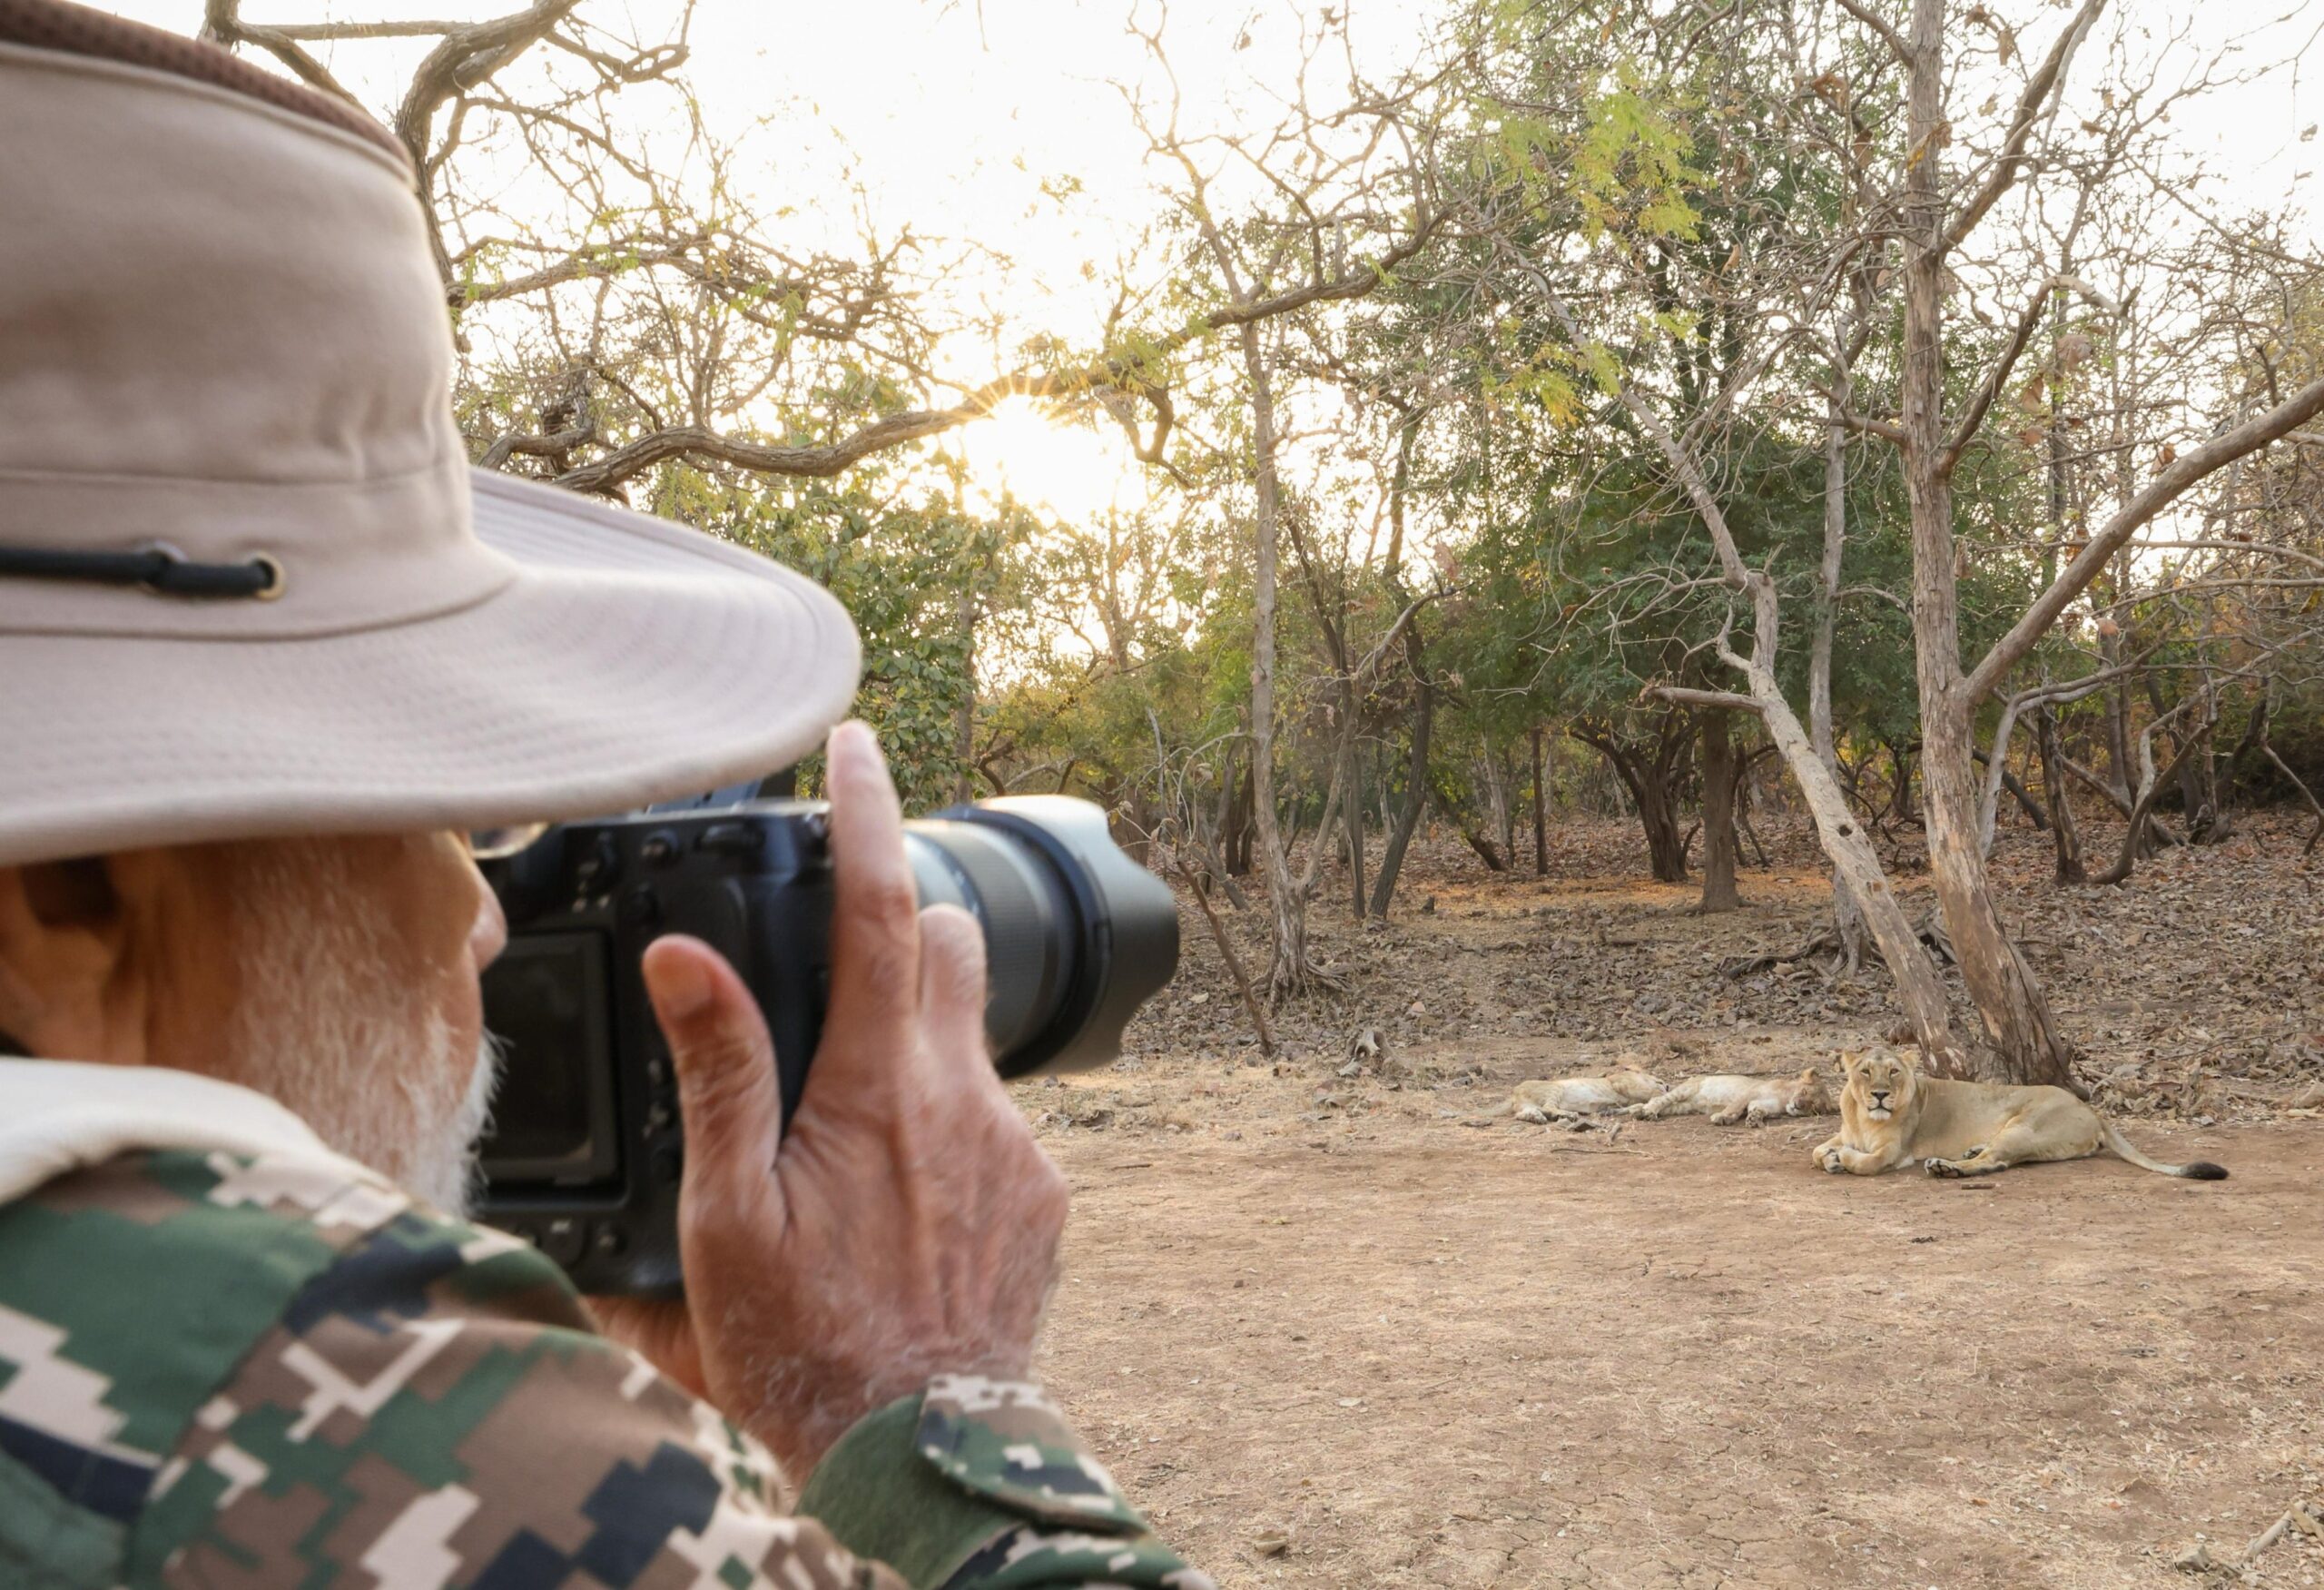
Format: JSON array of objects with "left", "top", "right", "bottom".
[{"left": 225, "top": 842, "right": 499, "bottom": 1218}]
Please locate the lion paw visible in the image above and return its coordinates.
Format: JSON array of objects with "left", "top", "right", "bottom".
[
  {"left": 1924, "top": 1157, "right": 1965, "bottom": 1178},
  {"left": 1817, "top": 1148, "right": 1847, "bottom": 1174}
]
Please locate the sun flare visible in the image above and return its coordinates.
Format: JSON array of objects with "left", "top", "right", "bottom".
[{"left": 958, "top": 398, "right": 1149, "bottom": 526}]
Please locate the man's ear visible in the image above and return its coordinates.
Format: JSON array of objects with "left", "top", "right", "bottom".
[{"left": 0, "top": 860, "right": 134, "bottom": 1062}]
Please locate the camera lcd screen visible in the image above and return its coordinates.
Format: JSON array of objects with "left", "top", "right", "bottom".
[{"left": 478, "top": 932, "right": 621, "bottom": 1186}]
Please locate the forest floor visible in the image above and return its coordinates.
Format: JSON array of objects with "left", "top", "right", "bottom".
[{"left": 1015, "top": 812, "right": 2324, "bottom": 1588}]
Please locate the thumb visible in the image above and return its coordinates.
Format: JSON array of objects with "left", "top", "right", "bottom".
[{"left": 643, "top": 934, "right": 783, "bottom": 1219}]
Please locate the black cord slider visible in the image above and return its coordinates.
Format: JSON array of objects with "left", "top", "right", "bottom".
[{"left": 0, "top": 543, "right": 285, "bottom": 600}]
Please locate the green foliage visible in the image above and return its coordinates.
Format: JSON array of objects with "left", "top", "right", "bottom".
[{"left": 666, "top": 467, "right": 1038, "bottom": 811}]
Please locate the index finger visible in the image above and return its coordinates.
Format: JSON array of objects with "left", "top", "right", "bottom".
[{"left": 820, "top": 720, "right": 921, "bottom": 1069}]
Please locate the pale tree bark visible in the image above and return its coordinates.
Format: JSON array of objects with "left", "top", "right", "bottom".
[
  {"left": 1813, "top": 377, "right": 1874, "bottom": 967},
  {"left": 1236, "top": 321, "right": 1315, "bottom": 998},
  {"left": 1878, "top": 0, "right": 2324, "bottom": 1086},
  {"left": 1896, "top": 0, "right": 2082, "bottom": 1090},
  {"left": 1512, "top": 262, "right": 1961, "bottom": 1065}
]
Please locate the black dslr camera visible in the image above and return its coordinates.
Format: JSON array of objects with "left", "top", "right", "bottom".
[{"left": 474, "top": 792, "right": 1178, "bottom": 1295}]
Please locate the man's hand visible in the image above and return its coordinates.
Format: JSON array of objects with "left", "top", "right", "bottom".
[{"left": 590, "top": 721, "right": 1069, "bottom": 1478}]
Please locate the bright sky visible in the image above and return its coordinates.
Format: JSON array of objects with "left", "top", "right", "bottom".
[{"left": 96, "top": 0, "right": 2323, "bottom": 530}]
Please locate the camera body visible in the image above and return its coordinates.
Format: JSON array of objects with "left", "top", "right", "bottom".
[{"left": 476, "top": 795, "right": 1177, "bottom": 1295}]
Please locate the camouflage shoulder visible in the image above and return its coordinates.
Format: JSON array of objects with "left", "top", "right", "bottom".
[
  {"left": 936, "top": 1525, "right": 1216, "bottom": 1590},
  {"left": 916, "top": 1376, "right": 1146, "bottom": 1533},
  {"left": 133, "top": 1184, "right": 902, "bottom": 1589},
  {"left": 802, "top": 1378, "right": 1210, "bottom": 1590},
  {"left": 0, "top": 1146, "right": 420, "bottom": 1541}
]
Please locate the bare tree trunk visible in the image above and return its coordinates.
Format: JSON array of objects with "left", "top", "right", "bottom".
[
  {"left": 1342, "top": 714, "right": 1367, "bottom": 918},
  {"left": 1477, "top": 746, "right": 1515, "bottom": 864},
  {"left": 1814, "top": 383, "right": 1873, "bottom": 968},
  {"left": 2035, "top": 289, "right": 2086, "bottom": 887},
  {"left": 1531, "top": 725, "right": 1550, "bottom": 874},
  {"left": 1435, "top": 769, "right": 1510, "bottom": 872},
  {"left": 1223, "top": 759, "right": 1256, "bottom": 876},
  {"left": 1900, "top": 0, "right": 2077, "bottom": 1091},
  {"left": 1236, "top": 321, "right": 1312, "bottom": 998},
  {"left": 1514, "top": 247, "right": 1959, "bottom": 1070},
  {"left": 2036, "top": 706, "right": 2086, "bottom": 884},
  {"left": 2092, "top": 702, "right": 2212, "bottom": 887},
  {"left": 1370, "top": 671, "right": 1431, "bottom": 916},
  {"left": 1889, "top": 740, "right": 1918, "bottom": 825},
  {"left": 1580, "top": 726, "right": 1691, "bottom": 884},
  {"left": 1697, "top": 711, "right": 1741, "bottom": 914},
  {"left": 1173, "top": 857, "right": 1275, "bottom": 1058},
  {"left": 952, "top": 587, "right": 978, "bottom": 806},
  {"left": 1365, "top": 405, "right": 1429, "bottom": 920}
]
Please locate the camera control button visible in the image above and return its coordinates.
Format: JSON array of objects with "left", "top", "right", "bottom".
[
  {"left": 619, "top": 886, "right": 661, "bottom": 932},
  {"left": 697, "top": 821, "right": 764, "bottom": 858},
  {"left": 590, "top": 1223, "right": 627, "bottom": 1259},
  {"left": 641, "top": 831, "right": 680, "bottom": 866},
  {"left": 538, "top": 1217, "right": 586, "bottom": 1268},
  {"left": 573, "top": 834, "right": 621, "bottom": 894}
]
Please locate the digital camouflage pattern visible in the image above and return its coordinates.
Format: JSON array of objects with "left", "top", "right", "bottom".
[
  {"left": 916, "top": 1377, "right": 1147, "bottom": 1530},
  {"left": 0, "top": 1145, "right": 1207, "bottom": 1589}
]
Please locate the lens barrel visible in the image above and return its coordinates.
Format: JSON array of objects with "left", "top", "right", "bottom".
[{"left": 904, "top": 796, "right": 1179, "bottom": 1075}]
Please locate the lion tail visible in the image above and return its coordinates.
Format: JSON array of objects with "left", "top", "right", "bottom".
[{"left": 2099, "top": 1121, "right": 2228, "bottom": 1180}]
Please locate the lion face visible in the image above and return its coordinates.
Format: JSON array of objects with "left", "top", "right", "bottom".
[
  {"left": 1840, "top": 1048, "right": 1916, "bottom": 1123},
  {"left": 1790, "top": 1066, "right": 1832, "bottom": 1112},
  {"left": 1605, "top": 1066, "right": 1666, "bottom": 1102}
]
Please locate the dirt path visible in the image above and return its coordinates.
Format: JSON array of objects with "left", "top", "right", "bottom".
[{"left": 1029, "top": 1072, "right": 2323, "bottom": 1587}]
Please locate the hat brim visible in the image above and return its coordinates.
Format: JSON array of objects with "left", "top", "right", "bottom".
[{"left": 0, "top": 469, "right": 861, "bottom": 867}]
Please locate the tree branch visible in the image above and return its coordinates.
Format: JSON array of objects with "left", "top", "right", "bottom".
[
  {"left": 1943, "top": 281, "right": 2055, "bottom": 473},
  {"left": 1832, "top": 0, "right": 1913, "bottom": 67},
  {"left": 544, "top": 221, "right": 1440, "bottom": 493},
  {"left": 1649, "top": 686, "right": 1767, "bottom": 715},
  {"left": 1965, "top": 371, "right": 2324, "bottom": 700},
  {"left": 1942, "top": 0, "right": 2106, "bottom": 253}
]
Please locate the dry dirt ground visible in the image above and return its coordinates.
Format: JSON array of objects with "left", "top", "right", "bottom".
[{"left": 1013, "top": 815, "right": 2324, "bottom": 1588}]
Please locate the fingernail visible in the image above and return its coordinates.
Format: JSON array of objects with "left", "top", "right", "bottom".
[{"left": 645, "top": 940, "right": 714, "bottom": 1022}]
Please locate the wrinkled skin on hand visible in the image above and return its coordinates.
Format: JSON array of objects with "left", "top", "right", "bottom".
[{"left": 591, "top": 721, "right": 1069, "bottom": 1478}]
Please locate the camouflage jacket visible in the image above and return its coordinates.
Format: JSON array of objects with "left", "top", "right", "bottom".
[{"left": 0, "top": 1060, "right": 1208, "bottom": 1590}]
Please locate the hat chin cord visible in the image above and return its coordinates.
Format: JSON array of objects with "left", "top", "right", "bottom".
[{"left": 0, "top": 543, "right": 283, "bottom": 600}]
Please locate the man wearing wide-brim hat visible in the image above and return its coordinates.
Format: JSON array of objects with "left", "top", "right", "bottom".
[{"left": 0, "top": 5, "right": 1204, "bottom": 1585}]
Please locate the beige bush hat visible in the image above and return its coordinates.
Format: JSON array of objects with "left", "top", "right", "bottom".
[{"left": 0, "top": 2, "right": 860, "bottom": 869}]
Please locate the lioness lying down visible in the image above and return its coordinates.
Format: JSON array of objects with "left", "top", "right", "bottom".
[
  {"left": 1633, "top": 1066, "right": 1831, "bottom": 1125},
  {"left": 1509, "top": 1063, "right": 1664, "bottom": 1123},
  {"left": 1813, "top": 1048, "right": 2227, "bottom": 1180}
]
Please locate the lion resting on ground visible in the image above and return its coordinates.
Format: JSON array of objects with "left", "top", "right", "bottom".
[
  {"left": 1811, "top": 1048, "right": 2227, "bottom": 1180},
  {"left": 1634, "top": 1066, "right": 1831, "bottom": 1125},
  {"left": 1509, "top": 1062, "right": 1664, "bottom": 1123}
]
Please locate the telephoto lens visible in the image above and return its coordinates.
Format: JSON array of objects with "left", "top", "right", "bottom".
[{"left": 903, "top": 795, "right": 1180, "bottom": 1075}]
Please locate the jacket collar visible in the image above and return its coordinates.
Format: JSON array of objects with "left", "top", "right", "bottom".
[{"left": 0, "top": 1058, "right": 361, "bottom": 1205}]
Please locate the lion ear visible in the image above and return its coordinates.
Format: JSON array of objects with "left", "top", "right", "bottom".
[
  {"left": 1896, "top": 1047, "right": 1924, "bottom": 1073},
  {"left": 1838, "top": 1051, "right": 1863, "bottom": 1078}
]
